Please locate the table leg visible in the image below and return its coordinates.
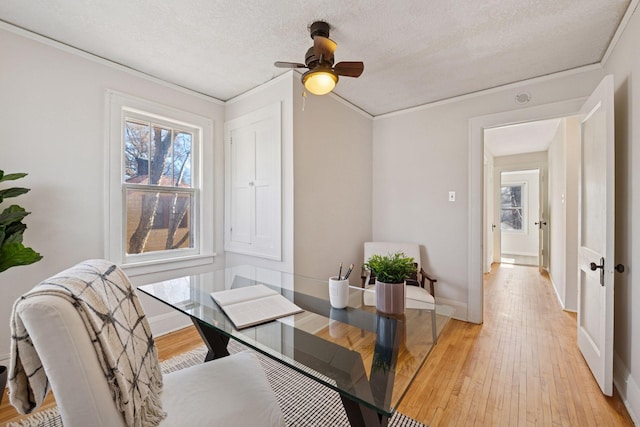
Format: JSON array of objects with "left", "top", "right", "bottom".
[
  {"left": 340, "top": 394, "right": 390, "bottom": 427},
  {"left": 191, "top": 317, "right": 230, "bottom": 361},
  {"left": 431, "top": 307, "right": 438, "bottom": 344}
]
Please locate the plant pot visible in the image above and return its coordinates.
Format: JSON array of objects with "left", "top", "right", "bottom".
[
  {"left": 0, "top": 364, "right": 7, "bottom": 407},
  {"left": 375, "top": 280, "right": 406, "bottom": 314}
]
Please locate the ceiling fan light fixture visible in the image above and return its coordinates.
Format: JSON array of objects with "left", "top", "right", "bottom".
[{"left": 302, "top": 69, "right": 338, "bottom": 95}]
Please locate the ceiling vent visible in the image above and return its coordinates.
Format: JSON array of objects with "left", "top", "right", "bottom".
[{"left": 515, "top": 92, "right": 532, "bottom": 105}]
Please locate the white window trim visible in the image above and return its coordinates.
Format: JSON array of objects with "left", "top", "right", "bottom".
[
  {"left": 500, "top": 181, "right": 528, "bottom": 234},
  {"left": 105, "top": 90, "right": 215, "bottom": 276}
]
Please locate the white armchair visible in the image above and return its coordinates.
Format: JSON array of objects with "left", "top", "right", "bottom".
[
  {"left": 10, "top": 262, "right": 284, "bottom": 427},
  {"left": 361, "top": 241, "right": 438, "bottom": 305}
]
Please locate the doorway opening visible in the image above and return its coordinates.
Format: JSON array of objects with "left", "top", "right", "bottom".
[
  {"left": 499, "top": 169, "right": 540, "bottom": 267},
  {"left": 482, "top": 119, "right": 555, "bottom": 275},
  {"left": 470, "top": 78, "right": 615, "bottom": 396},
  {"left": 469, "top": 97, "right": 586, "bottom": 324}
]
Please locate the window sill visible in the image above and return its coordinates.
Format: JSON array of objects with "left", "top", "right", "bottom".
[{"left": 121, "top": 253, "right": 217, "bottom": 278}]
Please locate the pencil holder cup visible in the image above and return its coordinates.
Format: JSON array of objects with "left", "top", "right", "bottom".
[{"left": 329, "top": 277, "right": 349, "bottom": 309}]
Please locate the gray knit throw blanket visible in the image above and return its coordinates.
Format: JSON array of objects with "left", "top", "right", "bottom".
[{"left": 9, "top": 259, "right": 165, "bottom": 426}]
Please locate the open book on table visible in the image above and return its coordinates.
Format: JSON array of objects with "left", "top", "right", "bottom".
[{"left": 211, "top": 284, "right": 304, "bottom": 329}]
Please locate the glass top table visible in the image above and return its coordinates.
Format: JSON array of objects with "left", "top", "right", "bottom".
[{"left": 138, "top": 265, "right": 453, "bottom": 427}]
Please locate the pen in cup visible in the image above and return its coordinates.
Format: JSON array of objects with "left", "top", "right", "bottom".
[{"left": 343, "top": 263, "right": 354, "bottom": 280}]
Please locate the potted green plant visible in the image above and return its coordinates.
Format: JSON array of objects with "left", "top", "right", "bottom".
[
  {"left": 0, "top": 170, "right": 42, "bottom": 405},
  {"left": 364, "top": 251, "right": 416, "bottom": 315}
]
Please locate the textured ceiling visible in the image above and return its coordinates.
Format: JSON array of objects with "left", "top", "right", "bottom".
[{"left": 0, "top": 0, "right": 632, "bottom": 116}]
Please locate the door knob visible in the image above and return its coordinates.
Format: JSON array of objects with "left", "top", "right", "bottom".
[
  {"left": 590, "top": 257, "right": 605, "bottom": 286},
  {"left": 589, "top": 261, "right": 603, "bottom": 271}
]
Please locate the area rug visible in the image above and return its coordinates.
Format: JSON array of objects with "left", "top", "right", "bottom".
[{"left": 8, "top": 342, "right": 426, "bottom": 427}]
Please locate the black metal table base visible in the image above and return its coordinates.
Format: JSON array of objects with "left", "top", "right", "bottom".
[
  {"left": 192, "top": 318, "right": 230, "bottom": 361},
  {"left": 340, "top": 394, "right": 390, "bottom": 427}
]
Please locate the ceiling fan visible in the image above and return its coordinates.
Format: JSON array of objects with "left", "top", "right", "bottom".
[{"left": 274, "top": 21, "right": 364, "bottom": 95}]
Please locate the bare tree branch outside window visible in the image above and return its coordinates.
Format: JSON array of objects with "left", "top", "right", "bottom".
[
  {"left": 500, "top": 185, "right": 523, "bottom": 231},
  {"left": 124, "top": 119, "right": 194, "bottom": 254}
]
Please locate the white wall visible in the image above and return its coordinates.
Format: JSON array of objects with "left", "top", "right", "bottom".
[
  {"left": 500, "top": 169, "right": 540, "bottom": 256},
  {"left": 292, "top": 79, "right": 373, "bottom": 282},
  {"left": 547, "top": 116, "right": 580, "bottom": 311},
  {"left": 565, "top": 116, "right": 580, "bottom": 311},
  {"left": 602, "top": 2, "right": 640, "bottom": 422},
  {"left": 0, "top": 25, "right": 226, "bottom": 361},
  {"left": 548, "top": 119, "right": 568, "bottom": 305}
]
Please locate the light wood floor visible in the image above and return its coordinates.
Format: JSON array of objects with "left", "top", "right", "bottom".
[
  {"left": 500, "top": 253, "right": 539, "bottom": 267},
  {"left": 398, "top": 263, "right": 633, "bottom": 426},
  {"left": 1, "top": 263, "right": 634, "bottom": 426}
]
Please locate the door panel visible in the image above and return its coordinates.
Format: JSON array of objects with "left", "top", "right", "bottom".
[{"left": 224, "top": 103, "right": 282, "bottom": 260}]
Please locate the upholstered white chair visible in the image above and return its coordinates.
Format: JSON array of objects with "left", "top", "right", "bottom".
[
  {"left": 361, "top": 241, "right": 439, "bottom": 307},
  {"left": 12, "top": 274, "right": 285, "bottom": 427}
]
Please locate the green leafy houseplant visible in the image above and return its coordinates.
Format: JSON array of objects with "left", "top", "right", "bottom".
[
  {"left": 0, "top": 170, "right": 42, "bottom": 272},
  {"left": 364, "top": 251, "right": 416, "bottom": 284}
]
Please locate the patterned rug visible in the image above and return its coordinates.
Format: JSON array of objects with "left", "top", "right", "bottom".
[{"left": 8, "top": 343, "right": 426, "bottom": 427}]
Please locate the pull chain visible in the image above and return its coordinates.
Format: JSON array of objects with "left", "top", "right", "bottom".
[{"left": 302, "top": 90, "right": 307, "bottom": 111}]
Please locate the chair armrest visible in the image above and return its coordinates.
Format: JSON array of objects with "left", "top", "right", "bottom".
[
  {"left": 419, "top": 267, "right": 438, "bottom": 297},
  {"left": 360, "top": 267, "right": 369, "bottom": 288}
]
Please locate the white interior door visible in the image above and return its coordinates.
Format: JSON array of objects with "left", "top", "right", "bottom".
[
  {"left": 537, "top": 170, "right": 546, "bottom": 272},
  {"left": 577, "top": 74, "right": 615, "bottom": 396}
]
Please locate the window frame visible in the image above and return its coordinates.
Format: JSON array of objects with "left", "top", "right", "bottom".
[
  {"left": 500, "top": 182, "right": 527, "bottom": 234},
  {"left": 106, "top": 90, "right": 215, "bottom": 275}
]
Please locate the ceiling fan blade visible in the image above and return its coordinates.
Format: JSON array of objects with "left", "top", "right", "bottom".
[
  {"left": 274, "top": 61, "right": 307, "bottom": 69},
  {"left": 334, "top": 61, "right": 364, "bottom": 77},
  {"left": 313, "top": 36, "right": 337, "bottom": 62}
]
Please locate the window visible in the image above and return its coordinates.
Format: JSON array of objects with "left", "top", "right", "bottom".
[
  {"left": 124, "top": 117, "right": 195, "bottom": 254},
  {"left": 500, "top": 184, "right": 524, "bottom": 231},
  {"left": 107, "top": 91, "right": 214, "bottom": 274}
]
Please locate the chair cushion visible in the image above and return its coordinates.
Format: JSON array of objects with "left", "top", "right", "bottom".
[
  {"left": 161, "top": 351, "right": 284, "bottom": 427},
  {"left": 15, "top": 295, "right": 284, "bottom": 427},
  {"left": 406, "top": 284, "right": 435, "bottom": 306}
]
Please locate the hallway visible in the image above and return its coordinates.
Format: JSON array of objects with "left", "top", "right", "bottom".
[{"left": 398, "top": 263, "right": 633, "bottom": 426}]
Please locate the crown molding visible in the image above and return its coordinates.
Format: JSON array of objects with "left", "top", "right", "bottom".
[
  {"left": 0, "top": 19, "right": 225, "bottom": 105},
  {"left": 373, "top": 64, "right": 602, "bottom": 120}
]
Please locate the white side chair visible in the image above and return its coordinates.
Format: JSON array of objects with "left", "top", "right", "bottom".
[
  {"left": 361, "top": 241, "right": 439, "bottom": 306},
  {"left": 13, "top": 281, "right": 285, "bottom": 427}
]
